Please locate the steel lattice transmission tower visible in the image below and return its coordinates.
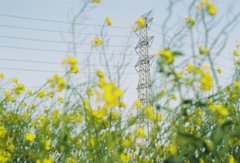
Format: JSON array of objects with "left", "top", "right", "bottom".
[{"left": 135, "top": 11, "right": 154, "bottom": 108}]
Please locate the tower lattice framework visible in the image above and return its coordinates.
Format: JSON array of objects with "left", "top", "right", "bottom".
[{"left": 135, "top": 11, "right": 154, "bottom": 108}]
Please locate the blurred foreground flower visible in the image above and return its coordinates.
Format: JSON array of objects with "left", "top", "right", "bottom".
[
  {"left": 62, "top": 56, "right": 78, "bottom": 73},
  {"left": 91, "top": 0, "right": 101, "bottom": 4},
  {"left": 157, "top": 49, "right": 174, "bottom": 64},
  {"left": 207, "top": 3, "right": 216, "bottom": 16},
  {"left": 25, "top": 132, "right": 36, "bottom": 142},
  {"left": 105, "top": 16, "right": 112, "bottom": 26},
  {"left": 92, "top": 37, "right": 102, "bottom": 46},
  {"left": 132, "top": 17, "right": 145, "bottom": 31},
  {"left": 185, "top": 16, "right": 195, "bottom": 29}
]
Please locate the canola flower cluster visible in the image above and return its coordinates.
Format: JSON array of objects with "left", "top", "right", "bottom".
[
  {"left": 184, "top": 0, "right": 217, "bottom": 31},
  {"left": 62, "top": 56, "right": 79, "bottom": 73},
  {"left": 0, "top": 49, "right": 239, "bottom": 162},
  {"left": 132, "top": 17, "right": 145, "bottom": 31},
  {"left": 196, "top": 0, "right": 217, "bottom": 16},
  {"left": 91, "top": 16, "right": 112, "bottom": 46},
  {"left": 233, "top": 43, "right": 240, "bottom": 65}
]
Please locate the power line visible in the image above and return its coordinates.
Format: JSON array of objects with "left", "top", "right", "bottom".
[
  {"left": 0, "top": 35, "right": 159, "bottom": 50},
  {"left": 0, "top": 45, "right": 69, "bottom": 53},
  {"left": 0, "top": 44, "right": 158, "bottom": 55},
  {"left": 0, "top": 24, "right": 129, "bottom": 38},
  {"left": 1, "top": 46, "right": 231, "bottom": 66},
  {"left": 0, "top": 35, "right": 135, "bottom": 47},
  {"left": 0, "top": 13, "right": 160, "bottom": 35},
  {"left": 0, "top": 13, "right": 129, "bottom": 29},
  {"left": 0, "top": 67, "right": 138, "bottom": 75},
  {"left": 0, "top": 67, "right": 63, "bottom": 73},
  {"left": 0, "top": 57, "right": 133, "bottom": 68},
  {"left": 0, "top": 45, "right": 140, "bottom": 56},
  {"left": 0, "top": 35, "right": 159, "bottom": 52}
]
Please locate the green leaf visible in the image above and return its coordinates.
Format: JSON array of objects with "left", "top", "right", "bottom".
[{"left": 172, "top": 51, "right": 184, "bottom": 56}]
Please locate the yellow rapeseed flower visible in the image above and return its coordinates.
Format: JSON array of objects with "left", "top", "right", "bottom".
[
  {"left": 110, "top": 111, "right": 120, "bottom": 120},
  {"left": 103, "top": 82, "right": 123, "bottom": 107},
  {"left": 199, "top": 158, "right": 205, "bottom": 163},
  {"left": 96, "top": 69, "right": 105, "bottom": 78},
  {"left": 6, "top": 137, "right": 15, "bottom": 152},
  {"left": 187, "top": 63, "right": 194, "bottom": 73},
  {"left": 207, "top": 3, "right": 217, "bottom": 16},
  {"left": 118, "top": 101, "right": 126, "bottom": 108},
  {"left": 43, "top": 157, "right": 53, "bottom": 163},
  {"left": 209, "top": 104, "right": 229, "bottom": 117},
  {"left": 217, "top": 67, "right": 222, "bottom": 74},
  {"left": 204, "top": 139, "right": 214, "bottom": 151},
  {"left": 137, "top": 127, "right": 146, "bottom": 138},
  {"left": 198, "top": 45, "right": 209, "bottom": 55},
  {"left": 96, "top": 70, "right": 123, "bottom": 107},
  {"left": 233, "top": 50, "right": 240, "bottom": 57},
  {"left": 176, "top": 72, "right": 183, "bottom": 79},
  {"left": 4, "top": 90, "right": 11, "bottom": 101},
  {"left": 83, "top": 99, "right": 89, "bottom": 108},
  {"left": 157, "top": 49, "right": 174, "bottom": 64},
  {"left": 52, "top": 110, "right": 61, "bottom": 125},
  {"left": 228, "top": 155, "right": 235, "bottom": 163},
  {"left": 156, "top": 113, "right": 162, "bottom": 121},
  {"left": 122, "top": 139, "right": 131, "bottom": 148},
  {"left": 185, "top": 16, "right": 195, "bottom": 29},
  {"left": 201, "top": 0, "right": 209, "bottom": 5},
  {"left": 58, "top": 96, "right": 63, "bottom": 103},
  {"left": 233, "top": 81, "right": 240, "bottom": 90},
  {"left": 92, "top": 37, "right": 102, "bottom": 46},
  {"left": 47, "top": 91, "right": 54, "bottom": 98},
  {"left": 200, "top": 72, "right": 213, "bottom": 91},
  {"left": 86, "top": 88, "right": 94, "bottom": 97},
  {"left": 0, "top": 72, "right": 4, "bottom": 79},
  {"left": 196, "top": 0, "right": 209, "bottom": 10},
  {"left": 120, "top": 152, "right": 131, "bottom": 162},
  {"left": 91, "top": 0, "right": 101, "bottom": 3},
  {"left": 27, "top": 90, "right": 33, "bottom": 96},
  {"left": 172, "top": 94, "right": 177, "bottom": 101},
  {"left": 45, "top": 140, "right": 51, "bottom": 151},
  {"left": 135, "top": 17, "right": 145, "bottom": 30},
  {"left": 37, "top": 90, "right": 47, "bottom": 99},
  {"left": 12, "top": 77, "right": 18, "bottom": 83},
  {"left": 13, "top": 83, "right": 25, "bottom": 95},
  {"left": 195, "top": 4, "right": 202, "bottom": 10},
  {"left": 89, "top": 138, "right": 95, "bottom": 149},
  {"left": 167, "top": 143, "right": 177, "bottom": 155},
  {"left": 105, "top": 16, "right": 112, "bottom": 26},
  {"left": 89, "top": 108, "right": 106, "bottom": 122},
  {"left": 0, "top": 150, "right": 11, "bottom": 162},
  {"left": 134, "top": 99, "right": 142, "bottom": 109},
  {"left": 144, "top": 106, "right": 156, "bottom": 120},
  {"left": 0, "top": 126, "right": 7, "bottom": 139},
  {"left": 11, "top": 97, "right": 16, "bottom": 102},
  {"left": 62, "top": 56, "right": 79, "bottom": 74},
  {"left": 25, "top": 132, "right": 36, "bottom": 142},
  {"left": 23, "top": 112, "right": 29, "bottom": 119},
  {"left": 66, "top": 157, "right": 76, "bottom": 163},
  {"left": 48, "top": 74, "right": 65, "bottom": 92},
  {"left": 237, "top": 59, "right": 240, "bottom": 65}
]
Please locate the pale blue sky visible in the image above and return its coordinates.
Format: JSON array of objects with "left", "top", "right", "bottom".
[{"left": 0, "top": 0, "right": 239, "bottom": 102}]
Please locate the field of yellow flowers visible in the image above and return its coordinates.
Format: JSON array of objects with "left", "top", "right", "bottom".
[{"left": 0, "top": 0, "right": 240, "bottom": 162}]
